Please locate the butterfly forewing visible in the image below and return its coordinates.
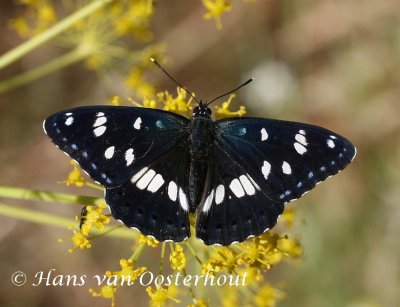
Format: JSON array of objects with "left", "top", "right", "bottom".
[
  {"left": 214, "top": 117, "right": 356, "bottom": 203},
  {"left": 44, "top": 106, "right": 190, "bottom": 187}
]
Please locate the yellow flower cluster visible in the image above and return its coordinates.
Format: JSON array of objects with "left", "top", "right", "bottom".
[
  {"left": 79, "top": 203, "right": 110, "bottom": 236},
  {"left": 201, "top": 0, "right": 232, "bottom": 30},
  {"left": 90, "top": 258, "right": 147, "bottom": 306},
  {"left": 8, "top": 0, "right": 57, "bottom": 37},
  {"left": 58, "top": 203, "right": 110, "bottom": 253},
  {"left": 146, "top": 286, "right": 181, "bottom": 307},
  {"left": 169, "top": 244, "right": 186, "bottom": 271},
  {"left": 139, "top": 235, "right": 160, "bottom": 247},
  {"left": 60, "top": 160, "right": 85, "bottom": 187}
]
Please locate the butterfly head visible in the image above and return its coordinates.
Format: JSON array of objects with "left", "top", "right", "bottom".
[{"left": 193, "top": 102, "right": 212, "bottom": 118}]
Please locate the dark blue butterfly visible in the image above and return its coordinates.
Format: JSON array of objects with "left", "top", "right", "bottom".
[{"left": 44, "top": 65, "right": 356, "bottom": 246}]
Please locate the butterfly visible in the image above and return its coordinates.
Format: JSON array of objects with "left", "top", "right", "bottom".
[{"left": 44, "top": 61, "right": 356, "bottom": 246}]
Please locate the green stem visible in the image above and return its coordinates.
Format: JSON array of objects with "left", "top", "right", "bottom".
[
  {"left": 131, "top": 243, "right": 146, "bottom": 261},
  {"left": 0, "top": 202, "right": 134, "bottom": 239},
  {"left": 0, "top": 47, "right": 89, "bottom": 94},
  {"left": 0, "top": 186, "right": 102, "bottom": 205},
  {"left": 159, "top": 242, "right": 166, "bottom": 275},
  {"left": 0, "top": 0, "right": 114, "bottom": 70}
]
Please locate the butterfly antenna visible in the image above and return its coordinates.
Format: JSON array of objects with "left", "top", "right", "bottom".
[
  {"left": 150, "top": 58, "right": 199, "bottom": 104},
  {"left": 207, "top": 78, "right": 254, "bottom": 106}
]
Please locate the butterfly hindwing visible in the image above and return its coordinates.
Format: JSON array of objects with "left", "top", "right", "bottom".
[
  {"left": 44, "top": 106, "right": 190, "bottom": 187},
  {"left": 105, "top": 144, "right": 192, "bottom": 241},
  {"left": 196, "top": 143, "right": 284, "bottom": 245},
  {"left": 196, "top": 117, "right": 356, "bottom": 245}
]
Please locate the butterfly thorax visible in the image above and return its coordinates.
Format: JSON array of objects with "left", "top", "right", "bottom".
[{"left": 188, "top": 104, "right": 214, "bottom": 212}]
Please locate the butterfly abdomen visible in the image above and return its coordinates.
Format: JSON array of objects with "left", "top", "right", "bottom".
[{"left": 187, "top": 116, "right": 215, "bottom": 212}]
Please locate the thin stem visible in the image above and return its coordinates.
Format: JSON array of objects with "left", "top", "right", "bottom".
[
  {"left": 0, "top": 202, "right": 134, "bottom": 239},
  {"left": 159, "top": 242, "right": 166, "bottom": 275},
  {"left": 0, "top": 186, "right": 102, "bottom": 205},
  {"left": 85, "top": 181, "right": 104, "bottom": 191},
  {"left": 131, "top": 243, "right": 146, "bottom": 261},
  {"left": 185, "top": 241, "right": 204, "bottom": 265},
  {"left": 0, "top": 47, "right": 89, "bottom": 94},
  {"left": 0, "top": 0, "right": 114, "bottom": 70}
]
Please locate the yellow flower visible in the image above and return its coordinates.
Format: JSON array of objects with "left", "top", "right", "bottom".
[
  {"left": 280, "top": 208, "right": 296, "bottom": 229},
  {"left": 125, "top": 67, "right": 156, "bottom": 98},
  {"left": 202, "top": 0, "right": 232, "bottom": 30},
  {"left": 254, "top": 283, "right": 285, "bottom": 307},
  {"left": 67, "top": 228, "right": 91, "bottom": 253},
  {"left": 188, "top": 299, "right": 209, "bottom": 307},
  {"left": 277, "top": 236, "right": 303, "bottom": 257},
  {"left": 214, "top": 94, "right": 247, "bottom": 118},
  {"left": 139, "top": 235, "right": 160, "bottom": 247},
  {"left": 146, "top": 286, "right": 181, "bottom": 307},
  {"left": 80, "top": 203, "right": 110, "bottom": 236},
  {"left": 89, "top": 285, "right": 116, "bottom": 307},
  {"left": 160, "top": 87, "right": 193, "bottom": 115},
  {"left": 59, "top": 160, "right": 85, "bottom": 187},
  {"left": 169, "top": 244, "right": 186, "bottom": 270},
  {"left": 106, "top": 258, "right": 147, "bottom": 285},
  {"left": 8, "top": 17, "right": 30, "bottom": 38}
]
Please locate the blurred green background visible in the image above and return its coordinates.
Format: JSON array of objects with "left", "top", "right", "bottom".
[{"left": 1, "top": 1, "right": 399, "bottom": 306}]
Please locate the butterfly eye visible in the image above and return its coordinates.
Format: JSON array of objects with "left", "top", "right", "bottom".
[
  {"left": 207, "top": 108, "right": 212, "bottom": 116},
  {"left": 193, "top": 106, "right": 200, "bottom": 115}
]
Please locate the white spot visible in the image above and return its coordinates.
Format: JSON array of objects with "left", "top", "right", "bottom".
[
  {"left": 71, "top": 144, "right": 77, "bottom": 150},
  {"left": 215, "top": 185, "right": 225, "bottom": 205},
  {"left": 136, "top": 169, "right": 156, "bottom": 190},
  {"left": 308, "top": 171, "right": 314, "bottom": 178},
  {"left": 299, "top": 129, "right": 306, "bottom": 135},
  {"left": 96, "top": 112, "right": 105, "bottom": 117},
  {"left": 229, "top": 179, "right": 245, "bottom": 198},
  {"left": 282, "top": 161, "right": 292, "bottom": 174},
  {"left": 124, "top": 148, "right": 135, "bottom": 166},
  {"left": 156, "top": 120, "right": 164, "bottom": 129},
  {"left": 331, "top": 161, "right": 336, "bottom": 166},
  {"left": 131, "top": 167, "right": 149, "bottom": 183},
  {"left": 330, "top": 135, "right": 337, "bottom": 139},
  {"left": 134, "top": 117, "right": 142, "bottom": 130},
  {"left": 262, "top": 161, "right": 271, "bottom": 179},
  {"left": 285, "top": 190, "right": 291, "bottom": 196},
  {"left": 327, "top": 139, "right": 335, "bottom": 148},
  {"left": 93, "top": 116, "right": 107, "bottom": 127},
  {"left": 65, "top": 112, "right": 72, "bottom": 116},
  {"left": 295, "top": 133, "right": 307, "bottom": 146},
  {"left": 104, "top": 146, "right": 115, "bottom": 159},
  {"left": 179, "top": 188, "right": 189, "bottom": 211},
  {"left": 320, "top": 166, "right": 326, "bottom": 171},
  {"left": 94, "top": 126, "right": 106, "bottom": 137},
  {"left": 297, "top": 182, "right": 302, "bottom": 188},
  {"left": 294, "top": 142, "right": 307, "bottom": 155},
  {"left": 239, "top": 127, "right": 247, "bottom": 136},
  {"left": 247, "top": 174, "right": 261, "bottom": 190},
  {"left": 168, "top": 181, "right": 178, "bottom": 201},
  {"left": 202, "top": 189, "right": 215, "bottom": 212},
  {"left": 147, "top": 174, "right": 164, "bottom": 193},
  {"left": 239, "top": 175, "right": 256, "bottom": 196},
  {"left": 260, "top": 128, "right": 268, "bottom": 141},
  {"left": 65, "top": 116, "right": 74, "bottom": 126}
]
